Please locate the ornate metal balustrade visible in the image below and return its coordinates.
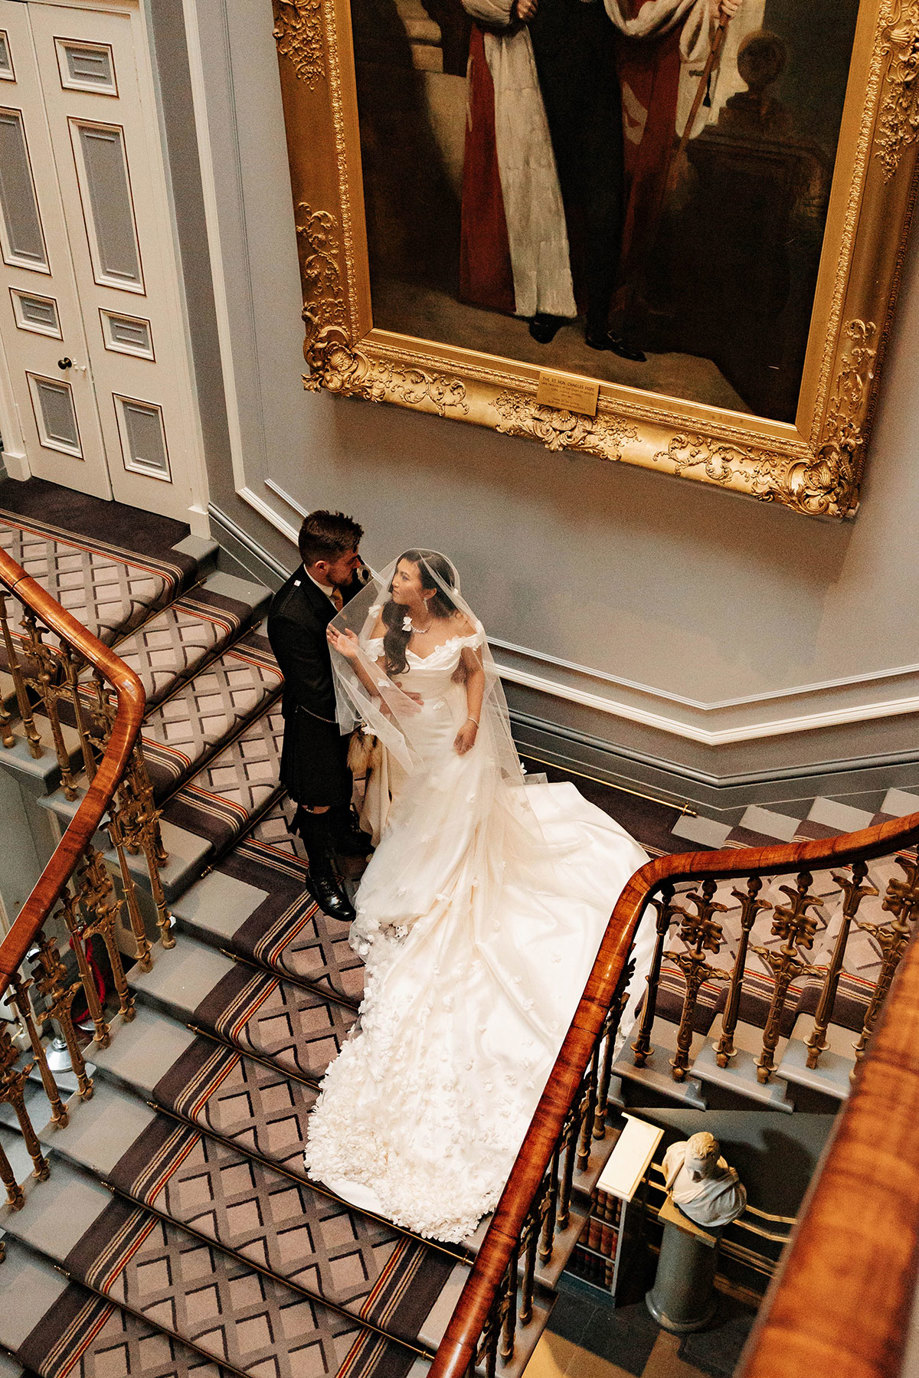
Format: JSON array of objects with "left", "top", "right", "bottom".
[
  {"left": 0, "top": 545, "right": 168, "bottom": 1212},
  {"left": 626, "top": 851, "right": 919, "bottom": 1089}
]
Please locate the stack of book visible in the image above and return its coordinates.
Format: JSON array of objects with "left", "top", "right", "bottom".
[{"left": 568, "top": 1189, "right": 621, "bottom": 1286}]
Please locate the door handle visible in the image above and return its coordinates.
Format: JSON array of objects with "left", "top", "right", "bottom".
[{"left": 58, "top": 357, "right": 73, "bottom": 371}]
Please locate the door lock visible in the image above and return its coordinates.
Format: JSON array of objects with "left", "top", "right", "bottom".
[{"left": 58, "top": 357, "right": 73, "bottom": 371}]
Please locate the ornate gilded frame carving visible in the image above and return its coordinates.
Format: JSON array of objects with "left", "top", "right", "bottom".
[{"left": 273, "top": 0, "right": 919, "bottom": 520}]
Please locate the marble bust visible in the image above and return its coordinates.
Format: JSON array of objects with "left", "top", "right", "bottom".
[{"left": 663, "top": 1132, "right": 747, "bottom": 1230}]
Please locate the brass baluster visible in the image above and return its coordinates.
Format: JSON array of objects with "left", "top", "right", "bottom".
[
  {"left": 0, "top": 589, "right": 42, "bottom": 757},
  {"left": 10, "top": 972, "right": 68, "bottom": 1128},
  {"left": 477, "top": 1298, "right": 499, "bottom": 1378},
  {"left": 116, "top": 750, "right": 173, "bottom": 948},
  {"left": 0, "top": 587, "right": 14, "bottom": 746},
  {"left": 556, "top": 1104, "right": 580, "bottom": 1233},
  {"left": 631, "top": 883, "right": 677, "bottom": 1066},
  {"left": 853, "top": 852, "right": 919, "bottom": 1059},
  {"left": 75, "top": 847, "right": 135, "bottom": 1023},
  {"left": 752, "top": 871, "right": 824, "bottom": 1083},
  {"left": 714, "top": 878, "right": 771, "bottom": 1067},
  {"left": 0, "top": 685, "right": 13, "bottom": 749},
  {"left": 57, "top": 885, "right": 110, "bottom": 1048},
  {"left": 18, "top": 608, "right": 76, "bottom": 798},
  {"left": 539, "top": 1140, "right": 561, "bottom": 1264},
  {"left": 105, "top": 795, "right": 153, "bottom": 971},
  {"left": 519, "top": 1198, "right": 541, "bottom": 1325},
  {"left": 806, "top": 862, "right": 877, "bottom": 1068},
  {"left": 664, "top": 880, "right": 730, "bottom": 1080},
  {"left": 0, "top": 1024, "right": 50, "bottom": 1183},
  {"left": 499, "top": 1245, "right": 519, "bottom": 1362},
  {"left": 594, "top": 964, "right": 631, "bottom": 1139},
  {"left": 0, "top": 1139, "right": 25, "bottom": 1210},
  {"left": 30, "top": 936, "right": 93, "bottom": 1099},
  {"left": 577, "top": 1038, "right": 601, "bottom": 1171},
  {"left": 61, "top": 642, "right": 97, "bottom": 782}
]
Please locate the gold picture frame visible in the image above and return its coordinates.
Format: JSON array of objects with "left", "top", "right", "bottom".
[{"left": 272, "top": 0, "right": 919, "bottom": 520}]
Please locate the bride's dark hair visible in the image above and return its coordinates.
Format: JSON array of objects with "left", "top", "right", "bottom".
[{"left": 383, "top": 550, "right": 459, "bottom": 676}]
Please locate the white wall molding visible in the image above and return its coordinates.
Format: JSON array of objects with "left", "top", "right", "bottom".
[
  {"left": 218, "top": 489, "right": 919, "bottom": 749},
  {"left": 498, "top": 651, "right": 919, "bottom": 746}
]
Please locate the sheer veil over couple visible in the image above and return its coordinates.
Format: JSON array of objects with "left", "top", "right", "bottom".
[{"left": 267, "top": 512, "right": 655, "bottom": 1243}]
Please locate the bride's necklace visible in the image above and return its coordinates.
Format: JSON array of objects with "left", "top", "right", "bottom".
[{"left": 404, "top": 609, "right": 434, "bottom": 634}]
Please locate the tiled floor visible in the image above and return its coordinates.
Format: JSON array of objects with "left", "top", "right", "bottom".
[{"left": 537, "top": 1276, "right": 754, "bottom": 1378}]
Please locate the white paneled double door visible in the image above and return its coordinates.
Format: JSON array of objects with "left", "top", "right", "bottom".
[{"left": 0, "top": 0, "right": 203, "bottom": 521}]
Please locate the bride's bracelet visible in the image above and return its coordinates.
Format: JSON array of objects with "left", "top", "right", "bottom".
[{"left": 466, "top": 716, "right": 479, "bottom": 728}]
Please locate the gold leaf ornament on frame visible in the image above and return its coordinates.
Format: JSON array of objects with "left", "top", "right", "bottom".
[
  {"left": 876, "top": 2, "right": 919, "bottom": 179},
  {"left": 492, "top": 391, "right": 638, "bottom": 460},
  {"left": 273, "top": 0, "right": 326, "bottom": 88},
  {"left": 296, "top": 203, "right": 469, "bottom": 416}
]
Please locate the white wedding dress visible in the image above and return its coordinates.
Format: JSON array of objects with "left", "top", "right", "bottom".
[{"left": 304, "top": 621, "right": 655, "bottom": 1242}]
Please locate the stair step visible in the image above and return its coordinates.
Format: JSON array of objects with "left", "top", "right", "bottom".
[
  {"left": 44, "top": 1082, "right": 470, "bottom": 1353},
  {"left": 0, "top": 510, "right": 197, "bottom": 666},
  {"left": 0, "top": 1237, "right": 233, "bottom": 1378},
  {"left": 87, "top": 1009, "right": 557, "bottom": 1374},
  {"left": 142, "top": 630, "right": 282, "bottom": 802},
  {"left": 171, "top": 841, "right": 364, "bottom": 1006},
  {"left": 92, "top": 1006, "right": 324, "bottom": 1178},
  {"left": 127, "top": 936, "right": 357, "bottom": 1085},
  {"left": 160, "top": 703, "right": 285, "bottom": 860},
  {"left": 1, "top": 1161, "right": 423, "bottom": 1378},
  {"left": 110, "top": 574, "right": 267, "bottom": 711}
]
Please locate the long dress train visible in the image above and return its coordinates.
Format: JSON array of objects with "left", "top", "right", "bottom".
[{"left": 304, "top": 626, "right": 655, "bottom": 1242}]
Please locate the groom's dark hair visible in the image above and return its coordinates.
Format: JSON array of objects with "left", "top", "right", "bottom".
[{"left": 298, "top": 510, "right": 363, "bottom": 566}]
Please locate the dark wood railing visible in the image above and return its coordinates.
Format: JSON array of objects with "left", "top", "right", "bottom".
[{"left": 431, "top": 811, "right": 919, "bottom": 1378}]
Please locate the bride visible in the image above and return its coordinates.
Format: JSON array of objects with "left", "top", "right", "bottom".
[{"left": 304, "top": 550, "right": 655, "bottom": 1242}]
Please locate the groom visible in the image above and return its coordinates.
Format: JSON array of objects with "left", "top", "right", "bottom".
[{"left": 267, "top": 510, "right": 371, "bottom": 923}]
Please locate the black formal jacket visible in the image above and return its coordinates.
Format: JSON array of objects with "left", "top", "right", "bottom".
[{"left": 267, "top": 568, "right": 354, "bottom": 808}]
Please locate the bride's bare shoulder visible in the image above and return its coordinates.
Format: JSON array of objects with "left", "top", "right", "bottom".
[
  {"left": 370, "top": 614, "right": 386, "bottom": 639},
  {"left": 452, "top": 612, "right": 477, "bottom": 638}
]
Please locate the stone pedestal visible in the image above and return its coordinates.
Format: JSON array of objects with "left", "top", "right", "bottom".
[{"left": 646, "top": 1196, "right": 720, "bottom": 1333}]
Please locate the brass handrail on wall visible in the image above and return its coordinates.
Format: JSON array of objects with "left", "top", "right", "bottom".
[
  {"left": 430, "top": 812, "right": 919, "bottom": 1378},
  {"left": 0, "top": 547, "right": 168, "bottom": 1208}
]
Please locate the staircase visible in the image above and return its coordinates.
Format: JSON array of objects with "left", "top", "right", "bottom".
[
  {"left": 0, "top": 487, "right": 597, "bottom": 1378},
  {"left": 5, "top": 483, "right": 919, "bottom": 1378}
]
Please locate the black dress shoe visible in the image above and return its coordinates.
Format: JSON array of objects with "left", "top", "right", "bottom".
[
  {"left": 529, "top": 313, "right": 565, "bottom": 344},
  {"left": 305, "top": 869, "right": 356, "bottom": 923},
  {"left": 584, "top": 328, "right": 647, "bottom": 362}
]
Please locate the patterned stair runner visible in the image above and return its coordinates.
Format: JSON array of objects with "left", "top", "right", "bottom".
[
  {"left": 2, "top": 1237, "right": 233, "bottom": 1378},
  {"left": 127, "top": 936, "right": 358, "bottom": 1085},
  {"left": 1, "top": 1161, "right": 425, "bottom": 1378},
  {"left": 0, "top": 510, "right": 196, "bottom": 666},
  {"left": 46, "top": 1083, "right": 467, "bottom": 1353},
  {"left": 170, "top": 837, "right": 364, "bottom": 1005},
  {"left": 142, "top": 631, "right": 282, "bottom": 801},
  {"left": 160, "top": 706, "right": 286, "bottom": 858}
]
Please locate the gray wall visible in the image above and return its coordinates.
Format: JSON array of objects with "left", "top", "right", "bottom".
[{"left": 173, "top": 0, "right": 919, "bottom": 806}]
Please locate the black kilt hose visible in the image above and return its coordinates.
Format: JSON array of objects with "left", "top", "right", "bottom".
[{"left": 267, "top": 569, "right": 354, "bottom": 809}]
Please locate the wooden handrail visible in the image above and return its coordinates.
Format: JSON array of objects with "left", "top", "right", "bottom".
[
  {"left": 737, "top": 926, "right": 919, "bottom": 1378},
  {"left": 0, "top": 548, "right": 145, "bottom": 1002},
  {"left": 430, "top": 808, "right": 919, "bottom": 1378}
]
